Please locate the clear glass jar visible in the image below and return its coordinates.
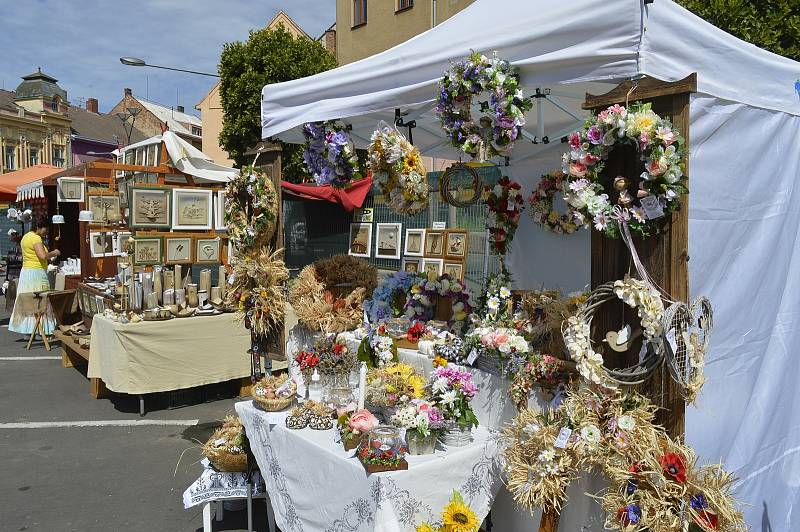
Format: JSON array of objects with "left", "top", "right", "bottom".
[{"left": 368, "top": 425, "right": 403, "bottom": 453}]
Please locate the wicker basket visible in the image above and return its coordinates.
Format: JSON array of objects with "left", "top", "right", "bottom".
[
  {"left": 203, "top": 445, "right": 248, "bottom": 472},
  {"left": 252, "top": 394, "right": 294, "bottom": 412},
  {"left": 472, "top": 353, "right": 504, "bottom": 376}
]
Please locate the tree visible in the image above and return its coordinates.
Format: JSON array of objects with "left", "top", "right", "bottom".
[
  {"left": 218, "top": 25, "right": 337, "bottom": 177},
  {"left": 676, "top": 0, "right": 799, "bottom": 62}
]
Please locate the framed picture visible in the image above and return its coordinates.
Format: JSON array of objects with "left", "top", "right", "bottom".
[
  {"left": 424, "top": 229, "right": 444, "bottom": 257},
  {"left": 195, "top": 237, "right": 222, "bottom": 264},
  {"left": 172, "top": 188, "right": 213, "bottom": 230},
  {"left": 404, "top": 228, "right": 425, "bottom": 257},
  {"left": 401, "top": 257, "right": 421, "bottom": 274},
  {"left": 89, "top": 232, "right": 112, "bottom": 257},
  {"left": 133, "top": 236, "right": 163, "bottom": 266},
  {"left": 113, "top": 232, "right": 132, "bottom": 256},
  {"left": 445, "top": 230, "right": 469, "bottom": 259},
  {"left": 214, "top": 190, "right": 227, "bottom": 231},
  {"left": 353, "top": 207, "right": 373, "bottom": 223},
  {"left": 443, "top": 262, "right": 464, "bottom": 281},
  {"left": 57, "top": 177, "right": 84, "bottom": 202},
  {"left": 165, "top": 237, "right": 193, "bottom": 264},
  {"left": 348, "top": 223, "right": 372, "bottom": 258},
  {"left": 87, "top": 194, "right": 122, "bottom": 223},
  {"left": 375, "top": 222, "right": 402, "bottom": 260},
  {"left": 421, "top": 258, "right": 444, "bottom": 278},
  {"left": 130, "top": 186, "right": 171, "bottom": 229}
]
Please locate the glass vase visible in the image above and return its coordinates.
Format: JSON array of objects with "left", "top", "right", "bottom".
[
  {"left": 406, "top": 429, "right": 437, "bottom": 455},
  {"left": 438, "top": 422, "right": 473, "bottom": 447}
]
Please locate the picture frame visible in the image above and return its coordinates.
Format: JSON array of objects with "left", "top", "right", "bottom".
[
  {"left": 89, "top": 232, "right": 113, "bottom": 257},
  {"left": 195, "top": 237, "right": 222, "bottom": 264},
  {"left": 445, "top": 229, "right": 469, "bottom": 260},
  {"left": 172, "top": 188, "right": 214, "bottom": 230},
  {"left": 87, "top": 194, "right": 122, "bottom": 223},
  {"left": 112, "top": 232, "right": 132, "bottom": 256},
  {"left": 401, "top": 257, "right": 421, "bottom": 274},
  {"left": 57, "top": 177, "right": 85, "bottom": 202},
  {"left": 130, "top": 186, "right": 172, "bottom": 229},
  {"left": 443, "top": 262, "right": 465, "bottom": 281},
  {"left": 421, "top": 258, "right": 444, "bottom": 278},
  {"left": 133, "top": 236, "right": 163, "bottom": 266},
  {"left": 348, "top": 223, "right": 372, "bottom": 258},
  {"left": 375, "top": 222, "right": 402, "bottom": 260},
  {"left": 165, "top": 237, "right": 193, "bottom": 264},
  {"left": 403, "top": 228, "right": 425, "bottom": 257},
  {"left": 353, "top": 207, "right": 373, "bottom": 223},
  {"left": 423, "top": 229, "right": 445, "bottom": 258},
  {"left": 214, "top": 190, "right": 227, "bottom": 231}
]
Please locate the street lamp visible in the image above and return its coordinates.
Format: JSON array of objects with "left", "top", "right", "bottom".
[
  {"left": 119, "top": 56, "right": 219, "bottom": 78},
  {"left": 117, "top": 107, "right": 141, "bottom": 145}
]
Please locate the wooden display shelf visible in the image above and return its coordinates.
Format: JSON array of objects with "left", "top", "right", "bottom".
[{"left": 54, "top": 330, "right": 108, "bottom": 399}]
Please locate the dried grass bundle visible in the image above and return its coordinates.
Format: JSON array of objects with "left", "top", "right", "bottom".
[
  {"left": 289, "top": 264, "right": 366, "bottom": 333},
  {"left": 314, "top": 254, "right": 378, "bottom": 297},
  {"left": 227, "top": 247, "right": 288, "bottom": 336},
  {"left": 202, "top": 415, "right": 248, "bottom": 472}
]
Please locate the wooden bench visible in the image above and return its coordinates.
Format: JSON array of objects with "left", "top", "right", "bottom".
[{"left": 54, "top": 330, "right": 108, "bottom": 398}]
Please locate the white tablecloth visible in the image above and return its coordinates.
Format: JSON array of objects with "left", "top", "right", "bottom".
[
  {"left": 183, "top": 459, "right": 266, "bottom": 509},
  {"left": 236, "top": 400, "right": 503, "bottom": 532}
]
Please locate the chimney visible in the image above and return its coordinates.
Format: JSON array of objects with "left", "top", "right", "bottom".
[
  {"left": 86, "top": 98, "right": 98, "bottom": 113},
  {"left": 176, "top": 105, "right": 184, "bottom": 113},
  {"left": 124, "top": 87, "right": 132, "bottom": 97}
]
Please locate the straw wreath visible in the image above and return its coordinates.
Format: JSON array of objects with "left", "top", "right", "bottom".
[{"left": 227, "top": 247, "right": 288, "bottom": 336}]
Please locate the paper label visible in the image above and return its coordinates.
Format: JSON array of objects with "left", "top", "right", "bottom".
[
  {"left": 432, "top": 222, "right": 447, "bottom": 230},
  {"left": 228, "top": 273, "right": 236, "bottom": 286},
  {"left": 466, "top": 348, "right": 479, "bottom": 366},
  {"left": 554, "top": 427, "right": 572, "bottom": 449},
  {"left": 639, "top": 195, "right": 664, "bottom": 219},
  {"left": 266, "top": 412, "right": 289, "bottom": 426},
  {"left": 666, "top": 329, "right": 678, "bottom": 355},
  {"left": 214, "top": 438, "right": 227, "bottom": 446}
]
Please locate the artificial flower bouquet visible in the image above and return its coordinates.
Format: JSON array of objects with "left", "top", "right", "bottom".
[
  {"left": 416, "top": 490, "right": 480, "bottom": 532},
  {"left": 365, "top": 363, "right": 426, "bottom": 416},
  {"left": 403, "top": 274, "right": 474, "bottom": 333},
  {"left": 338, "top": 408, "right": 379, "bottom": 451},
  {"left": 368, "top": 122, "right": 430, "bottom": 215},
  {"left": 357, "top": 323, "right": 399, "bottom": 368},
  {"left": 485, "top": 176, "right": 524, "bottom": 255},
  {"left": 462, "top": 325, "right": 530, "bottom": 377},
  {"left": 509, "top": 352, "right": 572, "bottom": 407},
  {"left": 302, "top": 121, "right": 362, "bottom": 188},
  {"left": 391, "top": 399, "right": 446, "bottom": 455},
  {"left": 298, "top": 334, "right": 356, "bottom": 382},
  {"left": 426, "top": 365, "right": 479, "bottom": 430},
  {"left": 202, "top": 415, "right": 249, "bottom": 472}
]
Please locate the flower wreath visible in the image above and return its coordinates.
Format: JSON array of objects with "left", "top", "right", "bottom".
[
  {"left": 403, "top": 274, "right": 474, "bottom": 332},
  {"left": 528, "top": 171, "right": 581, "bottom": 235},
  {"left": 368, "top": 123, "right": 429, "bottom": 215},
  {"left": 302, "top": 121, "right": 363, "bottom": 188},
  {"left": 486, "top": 176, "right": 524, "bottom": 255},
  {"left": 226, "top": 247, "right": 288, "bottom": 336},
  {"left": 224, "top": 166, "right": 278, "bottom": 251},
  {"left": 364, "top": 270, "right": 420, "bottom": 323},
  {"left": 436, "top": 51, "right": 532, "bottom": 161},
  {"left": 562, "top": 102, "right": 687, "bottom": 238},
  {"left": 562, "top": 277, "right": 665, "bottom": 389}
]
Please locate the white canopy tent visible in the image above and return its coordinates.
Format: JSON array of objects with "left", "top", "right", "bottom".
[{"left": 259, "top": 0, "right": 800, "bottom": 530}]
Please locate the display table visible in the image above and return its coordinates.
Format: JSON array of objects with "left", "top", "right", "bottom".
[
  {"left": 236, "top": 399, "right": 502, "bottom": 532},
  {"left": 88, "top": 313, "right": 251, "bottom": 395}
]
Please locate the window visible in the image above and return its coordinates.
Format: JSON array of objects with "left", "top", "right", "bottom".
[
  {"left": 52, "top": 147, "right": 64, "bottom": 167},
  {"left": 191, "top": 126, "right": 202, "bottom": 136},
  {"left": 397, "top": 0, "right": 413, "bottom": 11},
  {"left": 353, "top": 0, "right": 367, "bottom": 27},
  {"left": 5, "top": 146, "right": 15, "bottom": 170},
  {"left": 29, "top": 148, "right": 38, "bottom": 166}
]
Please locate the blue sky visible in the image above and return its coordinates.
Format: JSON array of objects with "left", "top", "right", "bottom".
[{"left": 0, "top": 0, "right": 335, "bottom": 115}]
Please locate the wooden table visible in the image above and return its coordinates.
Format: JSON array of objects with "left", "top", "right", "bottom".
[{"left": 55, "top": 330, "right": 108, "bottom": 398}]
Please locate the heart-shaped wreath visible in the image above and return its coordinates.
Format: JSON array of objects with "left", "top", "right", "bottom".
[{"left": 662, "top": 297, "right": 713, "bottom": 403}]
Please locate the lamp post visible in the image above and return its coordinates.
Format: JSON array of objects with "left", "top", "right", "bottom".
[
  {"left": 119, "top": 57, "right": 219, "bottom": 78},
  {"left": 116, "top": 107, "right": 141, "bottom": 145}
]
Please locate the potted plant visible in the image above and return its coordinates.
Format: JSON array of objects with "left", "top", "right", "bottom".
[
  {"left": 391, "top": 400, "right": 446, "bottom": 455},
  {"left": 425, "top": 363, "right": 479, "bottom": 447},
  {"left": 338, "top": 408, "right": 378, "bottom": 451}
]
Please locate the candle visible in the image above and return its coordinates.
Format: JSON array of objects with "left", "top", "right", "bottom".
[
  {"left": 199, "top": 269, "right": 211, "bottom": 295},
  {"left": 153, "top": 267, "right": 163, "bottom": 305},
  {"left": 357, "top": 361, "right": 367, "bottom": 410},
  {"left": 163, "top": 269, "right": 174, "bottom": 292},
  {"left": 174, "top": 265, "right": 182, "bottom": 291},
  {"left": 128, "top": 271, "right": 136, "bottom": 310},
  {"left": 218, "top": 265, "right": 227, "bottom": 298},
  {"left": 163, "top": 289, "right": 174, "bottom": 305},
  {"left": 175, "top": 288, "right": 186, "bottom": 306}
]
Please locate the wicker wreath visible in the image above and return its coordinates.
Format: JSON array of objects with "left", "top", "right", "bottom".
[
  {"left": 440, "top": 163, "right": 482, "bottom": 207},
  {"left": 662, "top": 297, "right": 713, "bottom": 404},
  {"left": 289, "top": 263, "right": 368, "bottom": 333},
  {"left": 226, "top": 247, "right": 288, "bottom": 336},
  {"left": 562, "top": 278, "right": 665, "bottom": 388},
  {"left": 224, "top": 166, "right": 278, "bottom": 251},
  {"left": 202, "top": 415, "right": 249, "bottom": 472},
  {"left": 528, "top": 171, "right": 582, "bottom": 235}
]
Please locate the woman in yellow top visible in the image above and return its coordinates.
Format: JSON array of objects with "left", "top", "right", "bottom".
[{"left": 9, "top": 218, "right": 60, "bottom": 337}]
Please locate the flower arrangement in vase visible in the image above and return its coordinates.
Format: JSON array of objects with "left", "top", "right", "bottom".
[
  {"left": 391, "top": 400, "right": 446, "bottom": 455},
  {"left": 365, "top": 363, "right": 426, "bottom": 420},
  {"left": 338, "top": 408, "right": 379, "bottom": 451},
  {"left": 357, "top": 323, "right": 398, "bottom": 368},
  {"left": 426, "top": 363, "right": 479, "bottom": 446}
]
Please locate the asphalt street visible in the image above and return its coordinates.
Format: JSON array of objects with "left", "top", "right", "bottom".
[{"left": 0, "top": 296, "right": 271, "bottom": 532}]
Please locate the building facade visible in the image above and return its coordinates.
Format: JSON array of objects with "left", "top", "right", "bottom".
[
  {"left": 69, "top": 97, "right": 147, "bottom": 165},
  {"left": 335, "top": 0, "right": 474, "bottom": 65},
  {"left": 0, "top": 69, "right": 71, "bottom": 175},
  {"left": 110, "top": 88, "right": 202, "bottom": 149},
  {"left": 195, "top": 10, "right": 336, "bottom": 167}
]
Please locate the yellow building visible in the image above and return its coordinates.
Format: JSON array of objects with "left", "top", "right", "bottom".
[
  {"left": 335, "top": 0, "right": 474, "bottom": 65},
  {"left": 196, "top": 11, "right": 336, "bottom": 166},
  {"left": 0, "top": 69, "right": 71, "bottom": 174}
]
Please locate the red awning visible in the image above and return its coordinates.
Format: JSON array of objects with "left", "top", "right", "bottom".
[
  {"left": 0, "top": 164, "right": 63, "bottom": 201},
  {"left": 281, "top": 176, "right": 373, "bottom": 212}
]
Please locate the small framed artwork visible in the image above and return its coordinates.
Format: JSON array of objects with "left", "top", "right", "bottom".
[
  {"left": 214, "top": 190, "right": 227, "bottom": 231},
  {"left": 348, "top": 223, "right": 372, "bottom": 258},
  {"left": 87, "top": 194, "right": 122, "bottom": 223},
  {"left": 445, "top": 230, "right": 469, "bottom": 260},
  {"left": 353, "top": 207, "right": 373, "bottom": 223},
  {"left": 421, "top": 258, "right": 444, "bottom": 278},
  {"left": 404, "top": 228, "right": 425, "bottom": 257},
  {"left": 165, "top": 237, "right": 193, "bottom": 264},
  {"left": 57, "top": 177, "right": 85, "bottom": 202},
  {"left": 375, "top": 222, "right": 402, "bottom": 260},
  {"left": 424, "top": 229, "right": 444, "bottom": 257},
  {"left": 130, "top": 186, "right": 171, "bottom": 229},
  {"left": 133, "top": 236, "right": 163, "bottom": 266},
  {"left": 443, "top": 262, "right": 464, "bottom": 281},
  {"left": 195, "top": 237, "right": 222, "bottom": 264},
  {"left": 89, "top": 232, "right": 112, "bottom": 257},
  {"left": 401, "top": 257, "right": 421, "bottom": 274},
  {"left": 113, "top": 232, "right": 132, "bottom": 256},
  {"left": 172, "top": 188, "right": 213, "bottom": 230}
]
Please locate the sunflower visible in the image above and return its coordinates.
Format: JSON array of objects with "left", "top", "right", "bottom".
[
  {"left": 416, "top": 524, "right": 438, "bottom": 532},
  {"left": 441, "top": 492, "right": 479, "bottom": 532}
]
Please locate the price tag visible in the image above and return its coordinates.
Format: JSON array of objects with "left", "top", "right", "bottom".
[
  {"left": 227, "top": 272, "right": 236, "bottom": 286},
  {"left": 466, "top": 348, "right": 479, "bottom": 366},
  {"left": 554, "top": 427, "right": 572, "bottom": 449},
  {"left": 266, "top": 412, "right": 289, "bottom": 426},
  {"left": 665, "top": 329, "right": 679, "bottom": 355},
  {"left": 432, "top": 222, "right": 447, "bottom": 230},
  {"left": 214, "top": 438, "right": 227, "bottom": 446},
  {"left": 639, "top": 195, "right": 664, "bottom": 219}
]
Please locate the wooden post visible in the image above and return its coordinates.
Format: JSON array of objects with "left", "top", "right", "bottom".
[{"left": 583, "top": 74, "right": 696, "bottom": 437}]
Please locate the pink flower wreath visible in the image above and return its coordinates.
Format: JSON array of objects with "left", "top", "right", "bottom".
[{"left": 528, "top": 171, "right": 582, "bottom": 235}]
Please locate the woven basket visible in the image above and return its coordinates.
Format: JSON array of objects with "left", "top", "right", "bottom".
[
  {"left": 472, "top": 353, "right": 504, "bottom": 377},
  {"left": 252, "top": 394, "right": 293, "bottom": 412},
  {"left": 203, "top": 445, "right": 247, "bottom": 472}
]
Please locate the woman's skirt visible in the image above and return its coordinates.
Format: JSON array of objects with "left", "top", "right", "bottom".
[{"left": 9, "top": 267, "right": 57, "bottom": 336}]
